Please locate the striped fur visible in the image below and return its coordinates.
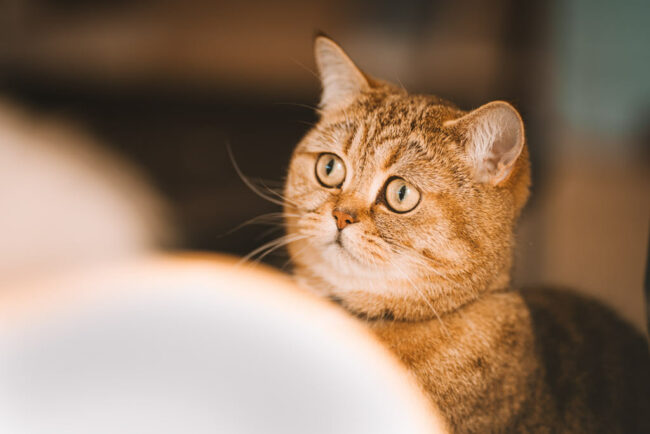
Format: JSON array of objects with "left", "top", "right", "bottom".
[{"left": 283, "top": 37, "right": 650, "bottom": 432}]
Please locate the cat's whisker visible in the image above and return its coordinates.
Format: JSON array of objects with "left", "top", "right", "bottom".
[
  {"left": 254, "top": 178, "right": 286, "bottom": 189},
  {"left": 248, "top": 234, "right": 306, "bottom": 261},
  {"left": 401, "top": 261, "right": 454, "bottom": 335},
  {"left": 259, "top": 182, "right": 302, "bottom": 210},
  {"left": 398, "top": 246, "right": 455, "bottom": 285},
  {"left": 288, "top": 57, "right": 320, "bottom": 81},
  {"left": 280, "top": 241, "right": 311, "bottom": 271},
  {"left": 298, "top": 120, "right": 317, "bottom": 128},
  {"left": 222, "top": 212, "right": 300, "bottom": 238},
  {"left": 419, "top": 275, "right": 451, "bottom": 337},
  {"left": 226, "top": 143, "right": 302, "bottom": 209},
  {"left": 272, "top": 100, "right": 320, "bottom": 111},
  {"left": 395, "top": 74, "right": 407, "bottom": 92},
  {"left": 393, "top": 263, "right": 450, "bottom": 336},
  {"left": 255, "top": 224, "right": 286, "bottom": 241},
  {"left": 341, "top": 107, "right": 354, "bottom": 133},
  {"left": 259, "top": 182, "right": 300, "bottom": 208},
  {"left": 240, "top": 233, "right": 309, "bottom": 264},
  {"left": 253, "top": 236, "right": 305, "bottom": 264}
]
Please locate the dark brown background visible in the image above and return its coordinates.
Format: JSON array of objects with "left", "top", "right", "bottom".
[{"left": 1, "top": 0, "right": 648, "bottom": 331}]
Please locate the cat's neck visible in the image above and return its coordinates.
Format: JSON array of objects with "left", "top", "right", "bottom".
[{"left": 292, "top": 263, "right": 512, "bottom": 321}]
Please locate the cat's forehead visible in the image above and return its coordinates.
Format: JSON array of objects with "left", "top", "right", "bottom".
[
  {"left": 352, "top": 92, "right": 461, "bottom": 129},
  {"left": 308, "top": 92, "right": 463, "bottom": 166}
]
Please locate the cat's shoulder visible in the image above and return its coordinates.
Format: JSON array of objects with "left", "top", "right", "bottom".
[
  {"left": 518, "top": 286, "right": 646, "bottom": 340},
  {"left": 516, "top": 286, "right": 650, "bottom": 431}
]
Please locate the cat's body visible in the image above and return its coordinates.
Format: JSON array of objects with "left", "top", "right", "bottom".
[
  {"left": 371, "top": 289, "right": 650, "bottom": 432},
  {"left": 283, "top": 37, "right": 650, "bottom": 432}
]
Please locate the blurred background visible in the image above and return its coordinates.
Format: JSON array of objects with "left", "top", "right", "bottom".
[{"left": 0, "top": 0, "right": 648, "bottom": 330}]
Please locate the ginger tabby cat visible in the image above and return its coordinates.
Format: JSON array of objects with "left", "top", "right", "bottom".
[{"left": 283, "top": 36, "right": 650, "bottom": 432}]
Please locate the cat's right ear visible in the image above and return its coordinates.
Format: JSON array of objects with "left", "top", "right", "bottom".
[
  {"left": 445, "top": 101, "right": 525, "bottom": 186},
  {"left": 314, "top": 36, "right": 369, "bottom": 111}
]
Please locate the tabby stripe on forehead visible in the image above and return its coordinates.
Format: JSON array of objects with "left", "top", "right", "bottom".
[
  {"left": 343, "top": 125, "right": 359, "bottom": 155},
  {"left": 383, "top": 142, "right": 407, "bottom": 170},
  {"left": 383, "top": 140, "right": 424, "bottom": 170},
  {"left": 343, "top": 124, "right": 368, "bottom": 155},
  {"left": 342, "top": 123, "right": 361, "bottom": 155},
  {"left": 374, "top": 131, "right": 403, "bottom": 144}
]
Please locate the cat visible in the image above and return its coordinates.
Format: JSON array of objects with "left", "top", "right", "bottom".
[{"left": 283, "top": 36, "right": 650, "bottom": 432}]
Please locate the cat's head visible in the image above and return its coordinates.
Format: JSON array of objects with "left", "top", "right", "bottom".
[{"left": 284, "top": 36, "right": 530, "bottom": 320}]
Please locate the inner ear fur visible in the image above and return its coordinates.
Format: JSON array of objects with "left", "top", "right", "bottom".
[
  {"left": 314, "top": 36, "right": 370, "bottom": 111},
  {"left": 446, "top": 101, "right": 525, "bottom": 185}
]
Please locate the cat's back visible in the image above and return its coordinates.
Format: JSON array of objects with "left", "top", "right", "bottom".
[{"left": 519, "top": 287, "right": 650, "bottom": 433}]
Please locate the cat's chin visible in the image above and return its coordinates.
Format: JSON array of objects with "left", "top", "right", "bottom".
[
  {"left": 319, "top": 243, "right": 369, "bottom": 274},
  {"left": 321, "top": 234, "right": 387, "bottom": 273},
  {"left": 312, "top": 241, "right": 412, "bottom": 283},
  {"left": 329, "top": 237, "right": 365, "bottom": 265},
  {"left": 288, "top": 230, "right": 418, "bottom": 295}
]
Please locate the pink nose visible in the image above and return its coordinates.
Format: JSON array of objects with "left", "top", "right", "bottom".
[{"left": 332, "top": 209, "right": 358, "bottom": 230}]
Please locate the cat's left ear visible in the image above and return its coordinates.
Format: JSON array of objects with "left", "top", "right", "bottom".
[
  {"left": 445, "top": 101, "right": 525, "bottom": 185},
  {"left": 314, "top": 36, "right": 369, "bottom": 111}
]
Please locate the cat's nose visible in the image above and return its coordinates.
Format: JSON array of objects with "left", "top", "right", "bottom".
[{"left": 332, "top": 209, "right": 359, "bottom": 230}]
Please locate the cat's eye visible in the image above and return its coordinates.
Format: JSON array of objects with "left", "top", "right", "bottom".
[
  {"left": 315, "top": 153, "right": 346, "bottom": 188},
  {"left": 384, "top": 177, "right": 421, "bottom": 213}
]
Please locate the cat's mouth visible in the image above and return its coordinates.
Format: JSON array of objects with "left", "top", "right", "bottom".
[
  {"left": 330, "top": 234, "right": 346, "bottom": 251},
  {"left": 329, "top": 234, "right": 364, "bottom": 265}
]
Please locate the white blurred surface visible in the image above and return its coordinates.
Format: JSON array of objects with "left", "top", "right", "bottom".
[{"left": 0, "top": 256, "right": 445, "bottom": 434}]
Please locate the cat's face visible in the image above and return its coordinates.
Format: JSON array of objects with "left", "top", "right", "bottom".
[{"left": 284, "top": 38, "right": 530, "bottom": 320}]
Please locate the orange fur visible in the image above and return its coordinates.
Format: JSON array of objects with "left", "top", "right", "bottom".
[{"left": 283, "top": 37, "right": 650, "bottom": 432}]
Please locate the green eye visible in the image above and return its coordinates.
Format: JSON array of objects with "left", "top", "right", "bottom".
[
  {"left": 315, "top": 153, "right": 346, "bottom": 187},
  {"left": 385, "top": 177, "right": 421, "bottom": 213}
]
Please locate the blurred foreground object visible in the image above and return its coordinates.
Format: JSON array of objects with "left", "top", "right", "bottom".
[
  {"left": 0, "top": 255, "right": 446, "bottom": 434},
  {"left": 0, "top": 100, "right": 173, "bottom": 284}
]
